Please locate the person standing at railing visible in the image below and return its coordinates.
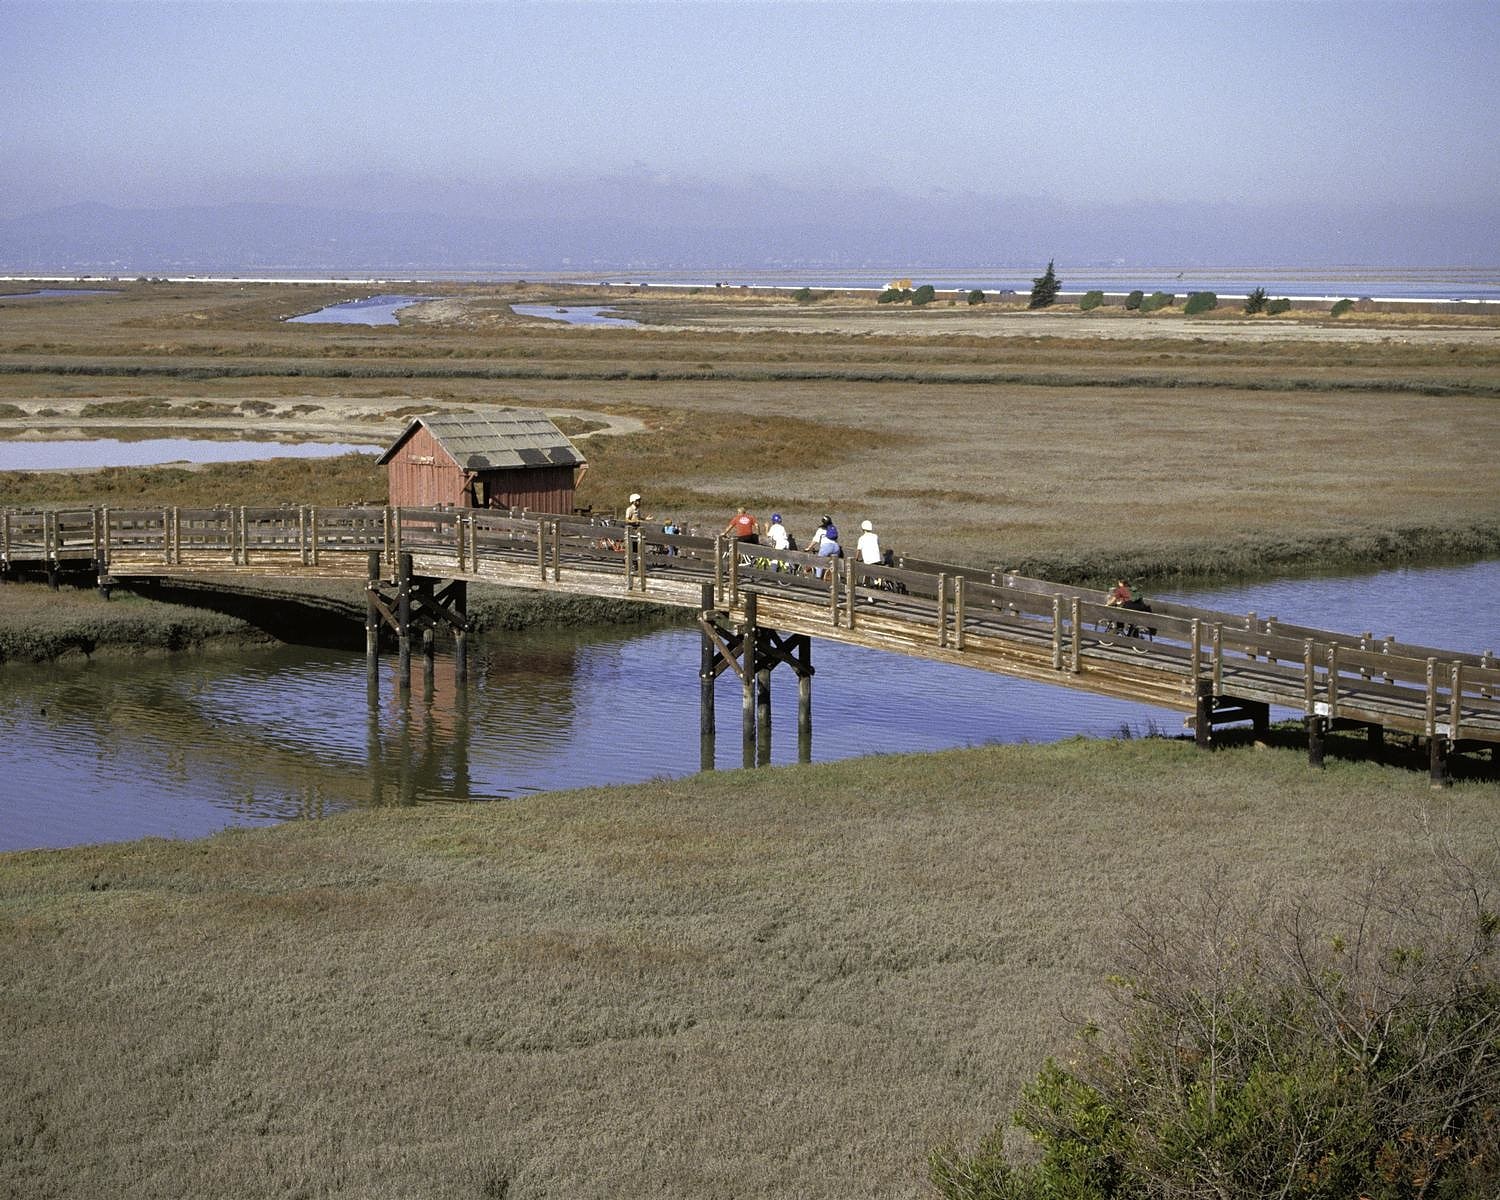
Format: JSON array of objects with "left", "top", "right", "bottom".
[
  {"left": 806, "top": 515, "right": 835, "bottom": 556},
  {"left": 856, "top": 519, "right": 882, "bottom": 589},
  {"left": 813, "top": 523, "right": 841, "bottom": 578}
]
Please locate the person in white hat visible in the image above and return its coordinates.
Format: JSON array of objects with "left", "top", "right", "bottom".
[
  {"left": 856, "top": 519, "right": 882, "bottom": 565},
  {"left": 624, "top": 493, "right": 644, "bottom": 529}
]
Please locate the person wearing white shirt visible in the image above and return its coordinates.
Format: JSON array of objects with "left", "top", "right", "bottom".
[
  {"left": 856, "top": 519, "right": 881, "bottom": 564},
  {"left": 765, "top": 513, "right": 791, "bottom": 552}
]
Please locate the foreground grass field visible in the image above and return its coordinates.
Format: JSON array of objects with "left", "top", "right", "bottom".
[
  {"left": 3, "top": 738, "right": 1496, "bottom": 1199},
  {"left": 2, "top": 281, "right": 1497, "bottom": 583}
]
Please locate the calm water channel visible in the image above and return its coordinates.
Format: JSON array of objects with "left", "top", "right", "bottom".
[
  {"left": 287, "top": 294, "right": 436, "bottom": 324},
  {"left": 3, "top": 560, "right": 1495, "bottom": 853},
  {"left": 510, "top": 304, "right": 640, "bottom": 327},
  {"left": 0, "top": 439, "right": 379, "bottom": 470}
]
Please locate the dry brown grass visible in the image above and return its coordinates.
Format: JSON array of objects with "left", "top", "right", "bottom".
[
  {"left": 2, "top": 738, "right": 1496, "bottom": 1198},
  {"left": 2, "top": 282, "right": 1497, "bottom": 581}
]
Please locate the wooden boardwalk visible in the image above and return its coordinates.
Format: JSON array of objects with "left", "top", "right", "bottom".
[{"left": 4, "top": 504, "right": 1497, "bottom": 775}]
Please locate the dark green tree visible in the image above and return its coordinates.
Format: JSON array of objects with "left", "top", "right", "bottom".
[
  {"left": 1027, "top": 260, "right": 1061, "bottom": 309},
  {"left": 1330, "top": 298, "right": 1354, "bottom": 317},
  {"left": 966, "top": 289, "right": 986, "bottom": 306},
  {"left": 1183, "top": 291, "right": 1218, "bottom": 315},
  {"left": 911, "top": 284, "right": 937, "bottom": 306},
  {"left": 1267, "top": 296, "right": 1292, "bottom": 315},
  {"left": 1123, "top": 289, "right": 1144, "bottom": 311},
  {"left": 1078, "top": 290, "right": 1105, "bottom": 311},
  {"left": 1243, "top": 287, "right": 1268, "bottom": 315}
]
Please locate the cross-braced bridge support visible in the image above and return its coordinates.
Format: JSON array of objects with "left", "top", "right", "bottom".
[
  {"left": 697, "top": 585, "right": 815, "bottom": 767},
  {"left": 364, "top": 552, "right": 471, "bottom": 691}
]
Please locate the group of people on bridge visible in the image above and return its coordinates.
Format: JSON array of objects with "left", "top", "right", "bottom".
[{"left": 623, "top": 494, "right": 888, "bottom": 575}]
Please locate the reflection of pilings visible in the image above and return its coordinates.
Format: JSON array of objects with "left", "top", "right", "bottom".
[
  {"left": 397, "top": 552, "right": 413, "bottom": 691},
  {"left": 454, "top": 580, "right": 469, "bottom": 684},
  {"left": 367, "top": 674, "right": 385, "bottom": 806},
  {"left": 453, "top": 683, "right": 471, "bottom": 797},
  {"left": 422, "top": 626, "right": 435, "bottom": 697},
  {"left": 397, "top": 690, "right": 416, "bottom": 805}
]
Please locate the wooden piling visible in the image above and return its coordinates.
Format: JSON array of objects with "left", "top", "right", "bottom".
[
  {"left": 1308, "top": 714, "right": 1326, "bottom": 769},
  {"left": 397, "top": 552, "right": 413, "bottom": 691},
  {"left": 699, "top": 583, "right": 716, "bottom": 736},
  {"left": 1194, "top": 681, "right": 1213, "bottom": 750},
  {"left": 742, "top": 593, "right": 758, "bottom": 745},
  {"left": 365, "top": 550, "right": 381, "bottom": 679}
]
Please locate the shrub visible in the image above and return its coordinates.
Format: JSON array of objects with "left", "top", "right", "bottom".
[
  {"left": 1330, "top": 298, "right": 1354, "bottom": 318},
  {"left": 791, "top": 287, "right": 814, "bottom": 304},
  {"left": 1123, "top": 289, "right": 1144, "bottom": 311},
  {"left": 967, "top": 289, "right": 986, "bottom": 306},
  {"left": 912, "top": 284, "right": 937, "bottom": 307},
  {"left": 1243, "top": 286, "right": 1268, "bottom": 315},
  {"left": 1078, "top": 290, "right": 1105, "bottom": 312},
  {"left": 1028, "top": 260, "right": 1061, "bottom": 309},
  {"left": 1267, "top": 296, "right": 1293, "bottom": 315},
  {"left": 1183, "top": 291, "right": 1218, "bottom": 315},
  {"left": 1138, "top": 291, "right": 1174, "bottom": 313},
  {"left": 931, "top": 863, "right": 1500, "bottom": 1200},
  {"left": 877, "top": 288, "right": 908, "bottom": 304}
]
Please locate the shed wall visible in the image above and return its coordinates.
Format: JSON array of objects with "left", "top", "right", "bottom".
[
  {"left": 478, "top": 465, "right": 577, "bottom": 514},
  {"left": 385, "top": 424, "right": 465, "bottom": 507}
]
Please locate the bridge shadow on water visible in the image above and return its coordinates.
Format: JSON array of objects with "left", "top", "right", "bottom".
[{"left": 122, "top": 578, "right": 367, "bottom": 650}]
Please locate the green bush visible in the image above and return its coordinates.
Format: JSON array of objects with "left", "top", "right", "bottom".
[
  {"left": 1183, "top": 291, "right": 1218, "bottom": 315},
  {"left": 912, "top": 284, "right": 937, "bottom": 307},
  {"left": 1138, "top": 291, "right": 1174, "bottom": 313},
  {"left": 1267, "top": 297, "right": 1293, "bottom": 315},
  {"left": 967, "top": 289, "right": 986, "bottom": 306},
  {"left": 1123, "top": 290, "right": 1144, "bottom": 311},
  {"left": 1330, "top": 298, "right": 1354, "bottom": 318},
  {"left": 931, "top": 865, "right": 1500, "bottom": 1200},
  {"left": 1243, "top": 287, "right": 1268, "bottom": 315},
  {"left": 791, "top": 287, "right": 814, "bottom": 304},
  {"left": 1078, "top": 290, "right": 1105, "bottom": 312},
  {"left": 877, "top": 288, "right": 910, "bottom": 305}
]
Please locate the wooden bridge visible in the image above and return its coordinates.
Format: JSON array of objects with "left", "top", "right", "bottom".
[{"left": 3, "top": 504, "right": 1497, "bottom": 782}]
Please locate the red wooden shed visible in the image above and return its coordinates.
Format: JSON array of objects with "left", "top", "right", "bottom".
[{"left": 377, "top": 410, "right": 587, "bottom": 512}]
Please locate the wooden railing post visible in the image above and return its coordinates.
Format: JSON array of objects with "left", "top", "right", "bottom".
[
  {"left": 1303, "top": 639, "right": 1316, "bottom": 716},
  {"left": 621, "top": 522, "right": 632, "bottom": 588},
  {"left": 162, "top": 506, "right": 172, "bottom": 564},
  {"left": 936, "top": 574, "right": 948, "bottom": 647},
  {"left": 1449, "top": 662, "right": 1463, "bottom": 741},
  {"left": 553, "top": 521, "right": 563, "bottom": 582},
  {"left": 827, "top": 557, "right": 838, "bottom": 625},
  {"left": 713, "top": 536, "right": 726, "bottom": 607},
  {"left": 845, "top": 559, "right": 857, "bottom": 629},
  {"left": 1425, "top": 658, "right": 1438, "bottom": 739},
  {"left": 1190, "top": 619, "right": 1202, "bottom": 683},
  {"left": 99, "top": 507, "right": 111, "bottom": 570},
  {"left": 1212, "top": 622, "right": 1223, "bottom": 695},
  {"left": 1326, "top": 644, "right": 1340, "bottom": 722},
  {"left": 238, "top": 506, "right": 248, "bottom": 566},
  {"left": 1069, "top": 596, "right": 1081, "bottom": 673},
  {"left": 172, "top": 507, "right": 182, "bottom": 565},
  {"left": 636, "top": 525, "right": 646, "bottom": 592},
  {"left": 954, "top": 575, "right": 966, "bottom": 651},
  {"left": 1051, "top": 594, "right": 1063, "bottom": 670},
  {"left": 310, "top": 507, "right": 320, "bottom": 567}
]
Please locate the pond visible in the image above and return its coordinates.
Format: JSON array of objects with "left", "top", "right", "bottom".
[
  {"left": 0, "top": 439, "right": 380, "bottom": 470},
  {"left": 287, "top": 294, "right": 437, "bottom": 325},
  {"left": 511, "top": 304, "right": 640, "bottom": 328},
  {"left": 1, "top": 559, "right": 1494, "bottom": 853},
  {"left": 0, "top": 289, "right": 119, "bottom": 300}
]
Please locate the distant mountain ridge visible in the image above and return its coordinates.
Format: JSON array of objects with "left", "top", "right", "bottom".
[{"left": 2, "top": 196, "right": 1495, "bottom": 276}]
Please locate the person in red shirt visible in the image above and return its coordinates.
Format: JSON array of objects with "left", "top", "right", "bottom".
[
  {"left": 723, "top": 506, "right": 760, "bottom": 544},
  {"left": 1106, "top": 579, "right": 1133, "bottom": 607}
]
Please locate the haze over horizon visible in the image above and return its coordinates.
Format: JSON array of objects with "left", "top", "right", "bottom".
[{"left": 3, "top": 0, "right": 1497, "bottom": 273}]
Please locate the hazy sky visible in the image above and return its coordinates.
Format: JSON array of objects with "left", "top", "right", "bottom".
[{"left": 2, "top": 1, "right": 1496, "bottom": 266}]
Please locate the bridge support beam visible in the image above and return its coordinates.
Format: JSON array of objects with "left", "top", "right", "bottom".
[
  {"left": 397, "top": 553, "right": 413, "bottom": 691},
  {"left": 1430, "top": 736, "right": 1450, "bottom": 789},
  {"left": 1307, "top": 715, "right": 1326, "bottom": 769},
  {"left": 697, "top": 592, "right": 815, "bottom": 768},
  {"left": 1194, "top": 683, "right": 1213, "bottom": 750}
]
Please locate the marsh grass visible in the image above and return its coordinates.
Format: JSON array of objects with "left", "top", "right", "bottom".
[
  {"left": 2, "top": 283, "right": 1497, "bottom": 579},
  {"left": 2, "top": 739, "right": 1496, "bottom": 1198}
]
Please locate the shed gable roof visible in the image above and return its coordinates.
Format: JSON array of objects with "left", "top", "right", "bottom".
[{"left": 377, "top": 409, "right": 585, "bottom": 471}]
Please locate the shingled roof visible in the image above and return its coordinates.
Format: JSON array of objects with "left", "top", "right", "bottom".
[{"left": 377, "top": 410, "right": 585, "bottom": 470}]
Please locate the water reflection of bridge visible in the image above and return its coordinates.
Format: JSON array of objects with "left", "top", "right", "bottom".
[{"left": 4, "top": 504, "right": 1496, "bottom": 782}]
